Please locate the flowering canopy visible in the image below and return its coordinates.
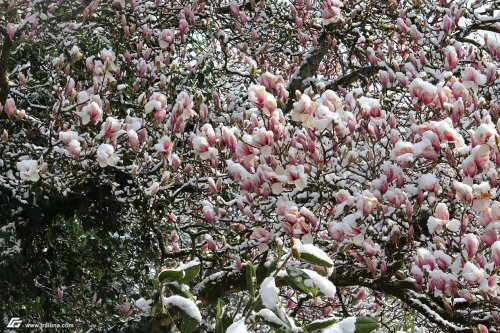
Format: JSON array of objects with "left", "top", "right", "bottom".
[{"left": 0, "top": 0, "right": 499, "bottom": 332}]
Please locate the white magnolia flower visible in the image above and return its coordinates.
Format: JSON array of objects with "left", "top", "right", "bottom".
[
  {"left": 96, "top": 144, "right": 118, "bottom": 167},
  {"left": 17, "top": 160, "right": 40, "bottom": 182}
]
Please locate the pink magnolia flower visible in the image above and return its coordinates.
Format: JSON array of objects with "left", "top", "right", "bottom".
[
  {"left": 100, "top": 48, "right": 115, "bottom": 63},
  {"left": 435, "top": 203, "right": 449, "bottom": 220},
  {"left": 127, "top": 129, "right": 139, "bottom": 149},
  {"left": 384, "top": 189, "right": 406, "bottom": 208},
  {"left": 355, "top": 288, "right": 368, "bottom": 301},
  {"left": 292, "top": 94, "right": 315, "bottom": 128},
  {"left": 462, "top": 262, "right": 483, "bottom": 284},
  {"left": 485, "top": 64, "right": 496, "bottom": 84},
  {"left": 221, "top": 126, "right": 238, "bottom": 151},
  {"left": 453, "top": 181, "right": 473, "bottom": 204},
  {"left": 472, "top": 144, "right": 490, "bottom": 170},
  {"left": 414, "top": 248, "right": 435, "bottom": 270},
  {"left": 202, "top": 201, "right": 217, "bottom": 224},
  {"left": 359, "top": 192, "right": 378, "bottom": 216},
  {"left": 158, "top": 29, "right": 175, "bottom": 49},
  {"left": 442, "top": 15, "right": 453, "bottom": 33},
  {"left": 78, "top": 101, "right": 103, "bottom": 125},
  {"left": 474, "top": 123, "right": 497, "bottom": 146},
  {"left": 335, "top": 189, "right": 351, "bottom": 204},
  {"left": 491, "top": 241, "right": 500, "bottom": 267},
  {"left": 5, "top": 98, "right": 17, "bottom": 116},
  {"left": 154, "top": 135, "right": 173, "bottom": 158},
  {"left": 68, "top": 139, "right": 81, "bottom": 159},
  {"left": 18, "top": 72, "right": 27, "bottom": 85},
  {"left": 461, "top": 234, "right": 479, "bottom": 260},
  {"left": 427, "top": 216, "right": 448, "bottom": 234},
  {"left": 363, "top": 239, "right": 381, "bottom": 257},
  {"left": 179, "top": 19, "right": 189, "bottom": 35},
  {"left": 365, "top": 258, "right": 378, "bottom": 277},
  {"left": 57, "top": 287, "right": 64, "bottom": 301},
  {"left": 259, "top": 72, "right": 277, "bottom": 92},
  {"left": 173, "top": 91, "right": 194, "bottom": 120},
  {"left": 485, "top": 35, "right": 500, "bottom": 59},
  {"left": 118, "top": 301, "right": 133, "bottom": 318},
  {"left": 193, "top": 136, "right": 217, "bottom": 160},
  {"left": 251, "top": 227, "right": 274, "bottom": 246},
  {"left": 58, "top": 130, "right": 79, "bottom": 145},
  {"left": 229, "top": 1, "right": 240, "bottom": 17},
  {"left": 99, "top": 117, "right": 121, "bottom": 140},
  {"left": 462, "top": 67, "right": 487, "bottom": 90},
  {"left": 434, "top": 250, "right": 452, "bottom": 270},
  {"left": 478, "top": 325, "right": 488, "bottom": 333},
  {"left": 248, "top": 85, "right": 277, "bottom": 116},
  {"left": 203, "top": 234, "right": 217, "bottom": 251},
  {"left": 7, "top": 23, "right": 16, "bottom": 40},
  {"left": 286, "top": 165, "right": 307, "bottom": 191},
  {"left": 299, "top": 207, "right": 317, "bottom": 229},
  {"left": 207, "top": 177, "right": 217, "bottom": 193},
  {"left": 199, "top": 103, "right": 208, "bottom": 123},
  {"left": 145, "top": 92, "right": 167, "bottom": 113},
  {"left": 481, "top": 229, "right": 497, "bottom": 247},
  {"left": 419, "top": 173, "right": 439, "bottom": 193},
  {"left": 252, "top": 128, "right": 274, "bottom": 157},
  {"left": 322, "top": 0, "right": 343, "bottom": 25},
  {"left": 444, "top": 46, "right": 458, "bottom": 70},
  {"left": 461, "top": 155, "right": 477, "bottom": 178},
  {"left": 145, "top": 182, "right": 159, "bottom": 196},
  {"left": 409, "top": 78, "right": 436, "bottom": 105},
  {"left": 201, "top": 124, "right": 217, "bottom": 146}
]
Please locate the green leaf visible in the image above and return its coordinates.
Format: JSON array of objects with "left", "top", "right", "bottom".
[
  {"left": 284, "top": 268, "right": 316, "bottom": 297},
  {"left": 159, "top": 261, "right": 200, "bottom": 285},
  {"left": 215, "top": 299, "right": 225, "bottom": 333},
  {"left": 292, "top": 240, "right": 333, "bottom": 268},
  {"left": 164, "top": 296, "right": 201, "bottom": 325},
  {"left": 246, "top": 261, "right": 256, "bottom": 299},
  {"left": 303, "top": 318, "right": 338, "bottom": 332},
  {"left": 257, "top": 309, "right": 289, "bottom": 330},
  {"left": 180, "top": 317, "right": 199, "bottom": 333},
  {"left": 299, "top": 250, "right": 333, "bottom": 268},
  {"left": 166, "top": 282, "right": 194, "bottom": 299},
  {"left": 267, "top": 259, "right": 278, "bottom": 276},
  {"left": 178, "top": 261, "right": 201, "bottom": 284},
  {"left": 355, "top": 317, "right": 380, "bottom": 333},
  {"left": 159, "top": 269, "right": 184, "bottom": 283}
]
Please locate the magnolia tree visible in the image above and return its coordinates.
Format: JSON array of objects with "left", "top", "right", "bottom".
[{"left": 0, "top": 0, "right": 499, "bottom": 332}]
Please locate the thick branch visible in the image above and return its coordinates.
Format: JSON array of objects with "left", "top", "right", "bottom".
[
  {"left": 0, "top": 35, "right": 12, "bottom": 104},
  {"left": 190, "top": 266, "right": 490, "bottom": 332},
  {"left": 285, "top": 33, "right": 329, "bottom": 113},
  {"left": 324, "top": 65, "right": 382, "bottom": 91}
]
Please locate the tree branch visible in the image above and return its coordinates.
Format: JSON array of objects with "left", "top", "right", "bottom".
[{"left": 0, "top": 34, "right": 12, "bottom": 104}]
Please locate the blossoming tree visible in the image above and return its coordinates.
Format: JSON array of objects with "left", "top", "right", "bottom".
[{"left": 0, "top": 0, "right": 499, "bottom": 332}]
